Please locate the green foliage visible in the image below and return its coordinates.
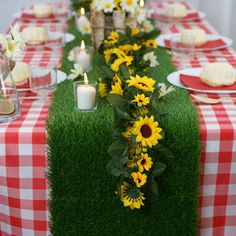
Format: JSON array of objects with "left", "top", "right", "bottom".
[{"left": 47, "top": 18, "right": 201, "bottom": 236}]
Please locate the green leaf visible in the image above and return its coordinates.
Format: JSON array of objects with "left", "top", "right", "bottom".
[
  {"left": 150, "top": 177, "right": 159, "bottom": 196},
  {"left": 120, "top": 64, "right": 130, "bottom": 80},
  {"left": 152, "top": 162, "right": 166, "bottom": 177},
  {"left": 115, "top": 107, "right": 131, "bottom": 121},
  {"left": 106, "top": 158, "right": 123, "bottom": 177},
  {"left": 155, "top": 144, "right": 174, "bottom": 159},
  {"left": 107, "top": 94, "right": 126, "bottom": 107},
  {"left": 120, "top": 156, "right": 129, "bottom": 164},
  {"left": 108, "top": 139, "right": 129, "bottom": 158}
]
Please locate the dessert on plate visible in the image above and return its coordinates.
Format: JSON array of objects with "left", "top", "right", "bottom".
[
  {"left": 33, "top": 3, "right": 53, "bottom": 18},
  {"left": 164, "top": 3, "right": 187, "bottom": 18},
  {"left": 181, "top": 29, "right": 207, "bottom": 46},
  {"left": 6, "top": 62, "right": 31, "bottom": 86},
  {"left": 22, "top": 27, "right": 48, "bottom": 44},
  {"left": 200, "top": 62, "right": 236, "bottom": 87}
]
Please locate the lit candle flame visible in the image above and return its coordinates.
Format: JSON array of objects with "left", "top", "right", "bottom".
[
  {"left": 84, "top": 73, "right": 88, "bottom": 86},
  {"left": 81, "top": 40, "right": 85, "bottom": 50},
  {"left": 140, "top": 0, "right": 144, "bottom": 8},
  {"left": 81, "top": 7, "right": 85, "bottom": 16}
]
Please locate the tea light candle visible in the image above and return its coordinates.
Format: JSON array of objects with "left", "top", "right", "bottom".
[
  {"left": 76, "top": 73, "right": 96, "bottom": 110},
  {"left": 76, "top": 40, "right": 91, "bottom": 71}
]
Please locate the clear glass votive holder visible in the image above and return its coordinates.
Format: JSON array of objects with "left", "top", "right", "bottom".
[
  {"left": 75, "top": 45, "right": 93, "bottom": 72},
  {"left": 170, "top": 35, "right": 195, "bottom": 69},
  {"left": 73, "top": 81, "right": 97, "bottom": 112},
  {"left": 29, "top": 63, "right": 57, "bottom": 100}
]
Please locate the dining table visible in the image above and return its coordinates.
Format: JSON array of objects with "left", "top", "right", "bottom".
[{"left": 0, "top": 1, "right": 236, "bottom": 236}]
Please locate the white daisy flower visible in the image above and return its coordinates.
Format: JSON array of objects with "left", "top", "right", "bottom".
[
  {"left": 158, "top": 83, "right": 175, "bottom": 98},
  {"left": 143, "top": 20, "right": 155, "bottom": 32},
  {"left": 135, "top": 6, "right": 146, "bottom": 24},
  {"left": 102, "top": 0, "right": 115, "bottom": 13},
  {"left": 68, "top": 64, "right": 83, "bottom": 80},
  {"left": 78, "top": 17, "right": 91, "bottom": 35},
  {"left": 121, "top": 0, "right": 138, "bottom": 15},
  {"left": 143, "top": 51, "right": 159, "bottom": 67},
  {"left": 0, "top": 24, "right": 25, "bottom": 58}
]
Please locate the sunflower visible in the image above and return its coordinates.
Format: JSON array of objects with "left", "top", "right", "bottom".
[
  {"left": 115, "top": 0, "right": 122, "bottom": 10},
  {"left": 132, "top": 94, "right": 150, "bottom": 107},
  {"left": 131, "top": 172, "right": 147, "bottom": 187},
  {"left": 105, "top": 31, "right": 119, "bottom": 47},
  {"left": 111, "top": 78, "right": 123, "bottom": 96},
  {"left": 104, "top": 48, "right": 113, "bottom": 63},
  {"left": 98, "top": 80, "right": 107, "bottom": 98},
  {"left": 131, "top": 44, "right": 141, "bottom": 51},
  {"left": 122, "top": 126, "right": 133, "bottom": 138},
  {"left": 120, "top": 182, "right": 145, "bottom": 209},
  {"left": 143, "top": 39, "right": 157, "bottom": 48},
  {"left": 111, "top": 56, "right": 133, "bottom": 72},
  {"left": 140, "top": 106, "right": 149, "bottom": 116},
  {"left": 132, "top": 116, "right": 162, "bottom": 148},
  {"left": 126, "top": 75, "right": 155, "bottom": 92},
  {"left": 137, "top": 153, "right": 153, "bottom": 172},
  {"left": 131, "top": 28, "right": 140, "bottom": 37}
]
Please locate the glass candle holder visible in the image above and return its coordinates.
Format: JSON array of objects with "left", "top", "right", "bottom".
[
  {"left": 170, "top": 35, "right": 195, "bottom": 69},
  {"left": 75, "top": 41, "right": 93, "bottom": 72},
  {"left": 73, "top": 81, "right": 97, "bottom": 112}
]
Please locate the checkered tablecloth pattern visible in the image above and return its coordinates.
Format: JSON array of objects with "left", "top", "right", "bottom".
[
  {"left": 0, "top": 2, "right": 70, "bottom": 235},
  {"left": 1, "top": 1, "right": 236, "bottom": 236},
  {"left": 159, "top": 3, "right": 236, "bottom": 236}
]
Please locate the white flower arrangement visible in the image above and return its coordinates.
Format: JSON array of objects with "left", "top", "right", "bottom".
[
  {"left": 68, "top": 64, "right": 83, "bottom": 80},
  {"left": 158, "top": 83, "right": 175, "bottom": 98},
  {"left": 78, "top": 17, "right": 91, "bottom": 35},
  {"left": 143, "top": 51, "right": 159, "bottom": 67},
  {"left": 91, "top": 0, "right": 138, "bottom": 15},
  {"left": 143, "top": 20, "right": 155, "bottom": 33},
  {"left": 0, "top": 24, "right": 25, "bottom": 58}
]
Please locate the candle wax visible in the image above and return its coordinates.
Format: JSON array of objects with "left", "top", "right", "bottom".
[
  {"left": 76, "top": 49, "right": 91, "bottom": 71},
  {"left": 77, "top": 85, "right": 96, "bottom": 110}
]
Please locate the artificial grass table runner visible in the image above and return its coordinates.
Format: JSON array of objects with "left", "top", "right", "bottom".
[{"left": 47, "top": 20, "right": 201, "bottom": 235}]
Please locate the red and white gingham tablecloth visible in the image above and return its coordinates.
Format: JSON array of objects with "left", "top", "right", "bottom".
[{"left": 1, "top": 2, "right": 236, "bottom": 236}]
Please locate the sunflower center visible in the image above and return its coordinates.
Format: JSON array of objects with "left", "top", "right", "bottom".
[
  {"left": 141, "top": 159, "right": 146, "bottom": 165},
  {"left": 137, "top": 178, "right": 142, "bottom": 183},
  {"left": 139, "top": 99, "right": 143, "bottom": 103},
  {"left": 138, "top": 82, "right": 148, "bottom": 87},
  {"left": 140, "top": 124, "right": 152, "bottom": 138}
]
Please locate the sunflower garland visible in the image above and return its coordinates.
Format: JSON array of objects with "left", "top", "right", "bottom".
[{"left": 96, "top": 28, "right": 175, "bottom": 209}]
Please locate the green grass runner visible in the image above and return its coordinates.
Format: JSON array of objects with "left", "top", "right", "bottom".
[{"left": 47, "top": 20, "right": 201, "bottom": 236}]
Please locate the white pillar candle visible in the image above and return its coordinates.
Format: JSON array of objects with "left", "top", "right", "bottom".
[
  {"left": 77, "top": 73, "right": 96, "bottom": 110},
  {"left": 76, "top": 40, "right": 91, "bottom": 71}
]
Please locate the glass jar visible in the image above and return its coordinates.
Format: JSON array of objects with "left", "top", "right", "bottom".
[{"left": 0, "top": 50, "right": 21, "bottom": 122}]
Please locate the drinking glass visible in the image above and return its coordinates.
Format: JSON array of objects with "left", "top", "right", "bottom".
[
  {"left": 29, "top": 63, "right": 57, "bottom": 99},
  {"left": 0, "top": 50, "right": 21, "bottom": 122},
  {"left": 170, "top": 35, "right": 195, "bottom": 69}
]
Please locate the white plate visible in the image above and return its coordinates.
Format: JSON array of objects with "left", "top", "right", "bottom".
[
  {"left": 157, "top": 33, "right": 232, "bottom": 51},
  {"left": 167, "top": 68, "right": 236, "bottom": 94},
  {"left": 13, "top": 10, "right": 68, "bottom": 21},
  {"left": 65, "top": 33, "right": 75, "bottom": 43},
  {"left": 150, "top": 9, "right": 205, "bottom": 22},
  {"left": 17, "top": 70, "right": 67, "bottom": 92}
]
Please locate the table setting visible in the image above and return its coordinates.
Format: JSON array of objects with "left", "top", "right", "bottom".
[{"left": 0, "top": 0, "right": 236, "bottom": 236}]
